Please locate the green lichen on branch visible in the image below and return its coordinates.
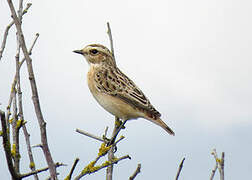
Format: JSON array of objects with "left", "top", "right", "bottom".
[
  {"left": 81, "top": 143, "right": 112, "bottom": 174},
  {"left": 79, "top": 155, "right": 130, "bottom": 177},
  {"left": 115, "top": 119, "right": 125, "bottom": 129},
  {"left": 98, "top": 143, "right": 112, "bottom": 156},
  {"left": 16, "top": 119, "right": 26, "bottom": 129},
  {"left": 81, "top": 161, "right": 96, "bottom": 174},
  {"left": 11, "top": 143, "right": 16, "bottom": 157},
  {"left": 16, "top": 119, "right": 22, "bottom": 129},
  {"left": 9, "top": 118, "right": 13, "bottom": 123},
  {"left": 29, "top": 161, "right": 35, "bottom": 169},
  {"left": 64, "top": 175, "right": 70, "bottom": 180}
]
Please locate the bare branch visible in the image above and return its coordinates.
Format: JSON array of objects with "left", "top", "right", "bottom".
[
  {"left": 220, "top": 152, "right": 225, "bottom": 180},
  {"left": 6, "top": 0, "right": 57, "bottom": 178},
  {"left": 104, "top": 126, "right": 109, "bottom": 137},
  {"left": 106, "top": 22, "right": 118, "bottom": 180},
  {"left": 106, "top": 22, "right": 116, "bottom": 64},
  {"left": 65, "top": 158, "right": 80, "bottom": 180},
  {"left": 175, "top": 158, "right": 185, "bottom": 180},
  {"left": 0, "top": 3, "right": 32, "bottom": 61},
  {"left": 16, "top": 40, "right": 39, "bottom": 179},
  {"left": 211, "top": 149, "right": 225, "bottom": 180},
  {"left": 21, "top": 162, "right": 65, "bottom": 179},
  {"left": 210, "top": 162, "right": 218, "bottom": 180},
  {"left": 19, "top": 33, "right": 39, "bottom": 67},
  {"left": 76, "top": 128, "right": 104, "bottom": 142},
  {"left": 129, "top": 164, "right": 141, "bottom": 180},
  {"left": 32, "top": 144, "right": 43, "bottom": 148},
  {"left": 22, "top": 126, "right": 39, "bottom": 180}
]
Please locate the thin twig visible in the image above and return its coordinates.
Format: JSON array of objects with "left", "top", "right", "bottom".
[
  {"left": 129, "top": 164, "right": 141, "bottom": 180},
  {"left": 65, "top": 158, "right": 80, "bottom": 180},
  {"left": 32, "top": 144, "right": 43, "bottom": 148},
  {"left": 210, "top": 162, "right": 218, "bottom": 180},
  {"left": 76, "top": 128, "right": 104, "bottom": 142},
  {"left": 7, "top": 0, "right": 57, "bottom": 178},
  {"left": 106, "top": 22, "right": 116, "bottom": 64},
  {"left": 114, "top": 135, "right": 125, "bottom": 145},
  {"left": 22, "top": 125, "right": 39, "bottom": 179},
  {"left": 0, "top": 3, "right": 32, "bottom": 61},
  {"left": 104, "top": 126, "right": 109, "bottom": 137},
  {"left": 20, "top": 33, "right": 39, "bottom": 66},
  {"left": 21, "top": 162, "right": 65, "bottom": 179},
  {"left": 175, "top": 158, "right": 185, "bottom": 180}
]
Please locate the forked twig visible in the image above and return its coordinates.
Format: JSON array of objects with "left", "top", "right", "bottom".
[
  {"left": 0, "top": 3, "right": 32, "bottom": 61},
  {"left": 210, "top": 149, "right": 225, "bottom": 180}
]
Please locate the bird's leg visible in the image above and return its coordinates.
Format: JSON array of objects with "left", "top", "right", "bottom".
[{"left": 107, "top": 119, "right": 127, "bottom": 146}]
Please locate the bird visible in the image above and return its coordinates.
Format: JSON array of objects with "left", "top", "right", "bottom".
[{"left": 73, "top": 44, "right": 175, "bottom": 136}]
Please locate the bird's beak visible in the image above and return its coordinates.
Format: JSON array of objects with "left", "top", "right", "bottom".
[{"left": 73, "top": 50, "right": 83, "bottom": 55}]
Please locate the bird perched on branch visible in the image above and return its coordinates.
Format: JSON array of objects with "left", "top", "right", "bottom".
[{"left": 73, "top": 44, "right": 175, "bottom": 135}]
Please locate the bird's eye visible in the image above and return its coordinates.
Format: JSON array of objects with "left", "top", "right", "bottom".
[{"left": 90, "top": 49, "right": 98, "bottom": 55}]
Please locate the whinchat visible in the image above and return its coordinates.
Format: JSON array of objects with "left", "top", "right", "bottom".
[{"left": 73, "top": 44, "right": 175, "bottom": 135}]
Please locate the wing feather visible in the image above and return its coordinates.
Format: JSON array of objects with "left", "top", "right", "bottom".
[{"left": 94, "top": 66, "right": 161, "bottom": 119}]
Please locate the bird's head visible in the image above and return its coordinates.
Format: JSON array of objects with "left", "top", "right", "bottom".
[{"left": 73, "top": 44, "right": 116, "bottom": 66}]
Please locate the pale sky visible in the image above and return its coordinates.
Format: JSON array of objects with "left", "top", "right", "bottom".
[{"left": 0, "top": 0, "right": 251, "bottom": 179}]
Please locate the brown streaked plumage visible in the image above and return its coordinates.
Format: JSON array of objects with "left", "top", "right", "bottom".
[{"left": 73, "top": 44, "right": 175, "bottom": 135}]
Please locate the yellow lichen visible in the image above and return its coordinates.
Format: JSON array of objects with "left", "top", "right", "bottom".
[
  {"left": 112, "top": 156, "right": 118, "bottom": 161},
  {"left": 11, "top": 144, "right": 16, "bottom": 157},
  {"left": 9, "top": 118, "right": 13, "bottom": 124},
  {"left": 64, "top": 175, "right": 70, "bottom": 180},
  {"left": 16, "top": 119, "right": 22, "bottom": 129},
  {"left": 98, "top": 143, "right": 111, "bottom": 156},
  {"left": 0, "top": 131, "right": 2, "bottom": 136},
  {"left": 216, "top": 158, "right": 222, "bottom": 163},
  {"left": 101, "top": 160, "right": 111, "bottom": 167},
  {"left": 81, "top": 161, "right": 96, "bottom": 174},
  {"left": 115, "top": 119, "right": 122, "bottom": 128},
  {"left": 29, "top": 162, "right": 35, "bottom": 169}
]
